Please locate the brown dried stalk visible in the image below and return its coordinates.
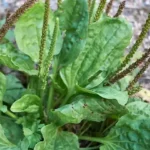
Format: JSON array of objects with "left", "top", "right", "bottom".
[
  {"left": 117, "top": 14, "right": 150, "bottom": 72},
  {"left": 128, "top": 86, "right": 142, "bottom": 95},
  {"left": 0, "top": 0, "right": 37, "bottom": 41},
  {"left": 127, "top": 57, "right": 150, "bottom": 92},
  {"left": 109, "top": 49, "right": 150, "bottom": 84},
  {"left": 106, "top": 0, "right": 114, "bottom": 15},
  {"left": 6, "top": 10, "right": 11, "bottom": 21},
  {"left": 114, "top": 1, "right": 126, "bottom": 17}
]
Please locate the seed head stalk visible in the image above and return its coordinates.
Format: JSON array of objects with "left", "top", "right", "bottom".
[
  {"left": 109, "top": 49, "right": 150, "bottom": 84},
  {"left": 0, "top": 0, "right": 37, "bottom": 41},
  {"left": 128, "top": 86, "right": 142, "bottom": 95},
  {"left": 106, "top": 0, "right": 114, "bottom": 15},
  {"left": 38, "top": 0, "right": 50, "bottom": 77},
  {"left": 114, "top": 1, "right": 126, "bottom": 17},
  {"left": 117, "top": 14, "right": 150, "bottom": 72},
  {"left": 93, "top": 0, "right": 107, "bottom": 22},
  {"left": 89, "top": 0, "right": 96, "bottom": 23},
  {"left": 6, "top": 10, "right": 11, "bottom": 21},
  {"left": 42, "top": 18, "right": 59, "bottom": 91},
  {"left": 43, "top": 18, "right": 59, "bottom": 114},
  {"left": 127, "top": 57, "right": 150, "bottom": 92}
]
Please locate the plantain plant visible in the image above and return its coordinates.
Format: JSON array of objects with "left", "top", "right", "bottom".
[{"left": 0, "top": 0, "right": 150, "bottom": 149}]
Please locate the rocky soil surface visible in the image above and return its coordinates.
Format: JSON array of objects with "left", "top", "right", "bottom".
[{"left": 0, "top": 0, "right": 150, "bottom": 90}]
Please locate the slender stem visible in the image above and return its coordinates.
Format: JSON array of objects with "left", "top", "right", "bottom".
[
  {"left": 89, "top": 0, "right": 96, "bottom": 23},
  {"left": 79, "top": 136, "right": 103, "bottom": 143},
  {"left": 80, "top": 121, "right": 88, "bottom": 132},
  {"left": 102, "top": 121, "right": 116, "bottom": 134},
  {"left": 61, "top": 91, "right": 72, "bottom": 106},
  {"left": 39, "top": 93, "right": 45, "bottom": 121},
  {"left": 88, "top": 0, "right": 92, "bottom": 11},
  {"left": 47, "top": 85, "right": 54, "bottom": 113},
  {"left": 99, "top": 120, "right": 106, "bottom": 134},
  {"left": 5, "top": 110, "right": 18, "bottom": 120},
  {"left": 80, "top": 124, "right": 91, "bottom": 136},
  {"left": 80, "top": 146, "right": 100, "bottom": 150},
  {"left": 53, "top": 93, "right": 65, "bottom": 108},
  {"left": 47, "top": 57, "right": 59, "bottom": 113},
  {"left": 42, "top": 18, "right": 59, "bottom": 91},
  {"left": 79, "top": 136, "right": 109, "bottom": 146}
]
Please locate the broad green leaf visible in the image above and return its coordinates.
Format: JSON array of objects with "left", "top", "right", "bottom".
[
  {"left": 0, "top": 105, "right": 7, "bottom": 113},
  {"left": 18, "top": 138, "right": 29, "bottom": 150},
  {"left": 0, "top": 41, "right": 37, "bottom": 75},
  {"left": 0, "top": 124, "right": 19, "bottom": 150},
  {"left": 54, "top": 132, "right": 79, "bottom": 150},
  {"left": 127, "top": 101, "right": 150, "bottom": 116},
  {"left": 3, "top": 75, "right": 25, "bottom": 105},
  {"left": 77, "top": 18, "right": 132, "bottom": 87},
  {"left": 50, "top": 96, "right": 127, "bottom": 126},
  {"left": 77, "top": 86, "right": 129, "bottom": 106},
  {"left": 34, "top": 123, "right": 79, "bottom": 150},
  {"left": 22, "top": 121, "right": 42, "bottom": 148},
  {"left": 11, "top": 94, "right": 40, "bottom": 113},
  {"left": 0, "top": 116, "right": 23, "bottom": 144},
  {"left": 60, "top": 17, "right": 132, "bottom": 96},
  {"left": 15, "top": 2, "right": 63, "bottom": 62},
  {"left": 23, "top": 132, "right": 41, "bottom": 149},
  {"left": 0, "top": 72, "right": 6, "bottom": 107},
  {"left": 34, "top": 124, "right": 58, "bottom": 150},
  {"left": 100, "top": 113, "right": 150, "bottom": 150},
  {"left": 91, "top": 87, "right": 128, "bottom": 106},
  {"left": 17, "top": 116, "right": 42, "bottom": 148},
  {"left": 56, "top": 0, "right": 89, "bottom": 65}
]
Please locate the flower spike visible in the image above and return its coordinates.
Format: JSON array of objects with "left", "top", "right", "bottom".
[
  {"left": 89, "top": 0, "right": 96, "bottom": 23},
  {"left": 109, "top": 49, "right": 150, "bottom": 84},
  {"left": 42, "top": 18, "right": 59, "bottom": 90},
  {"left": 114, "top": 1, "right": 126, "bottom": 18},
  {"left": 38, "top": 0, "right": 50, "bottom": 76},
  {"left": 0, "top": 0, "right": 37, "bottom": 41},
  {"left": 127, "top": 57, "right": 150, "bottom": 92},
  {"left": 128, "top": 86, "right": 142, "bottom": 95},
  {"left": 117, "top": 14, "right": 150, "bottom": 72},
  {"left": 106, "top": 0, "right": 114, "bottom": 15},
  {"left": 94, "top": 0, "right": 107, "bottom": 22}
]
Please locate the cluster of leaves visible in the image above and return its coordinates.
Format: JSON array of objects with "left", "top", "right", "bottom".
[{"left": 0, "top": 0, "right": 150, "bottom": 149}]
